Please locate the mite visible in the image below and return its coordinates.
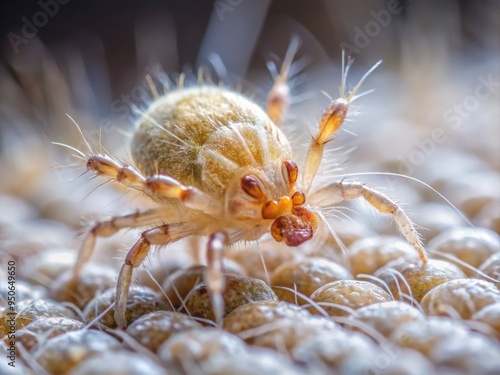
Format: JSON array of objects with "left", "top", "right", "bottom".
[{"left": 67, "top": 40, "right": 427, "bottom": 328}]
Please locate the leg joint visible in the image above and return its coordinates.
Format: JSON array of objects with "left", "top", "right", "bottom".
[
  {"left": 125, "top": 237, "right": 150, "bottom": 266},
  {"left": 90, "top": 220, "right": 118, "bottom": 237}
]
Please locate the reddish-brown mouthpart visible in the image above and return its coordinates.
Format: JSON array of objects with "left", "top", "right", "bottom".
[{"left": 271, "top": 214, "right": 313, "bottom": 247}]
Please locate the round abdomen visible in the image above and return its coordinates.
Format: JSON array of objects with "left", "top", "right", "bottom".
[{"left": 131, "top": 87, "right": 291, "bottom": 198}]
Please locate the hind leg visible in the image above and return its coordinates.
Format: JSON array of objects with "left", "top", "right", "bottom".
[
  {"left": 203, "top": 232, "right": 230, "bottom": 325},
  {"left": 266, "top": 37, "right": 300, "bottom": 126},
  {"left": 71, "top": 208, "right": 172, "bottom": 284},
  {"left": 115, "top": 222, "right": 200, "bottom": 328}
]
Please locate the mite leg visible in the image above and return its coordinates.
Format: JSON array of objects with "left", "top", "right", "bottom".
[
  {"left": 204, "top": 232, "right": 230, "bottom": 325},
  {"left": 302, "top": 54, "right": 381, "bottom": 191},
  {"left": 71, "top": 208, "right": 173, "bottom": 283},
  {"left": 115, "top": 222, "right": 200, "bottom": 328},
  {"left": 313, "top": 181, "right": 427, "bottom": 263},
  {"left": 84, "top": 154, "right": 220, "bottom": 215},
  {"left": 266, "top": 37, "right": 300, "bottom": 126}
]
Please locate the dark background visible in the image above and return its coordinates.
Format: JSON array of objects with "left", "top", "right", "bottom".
[
  {"left": 1, "top": 0, "right": 498, "bottom": 93},
  {"left": 0, "top": 0, "right": 498, "bottom": 143}
]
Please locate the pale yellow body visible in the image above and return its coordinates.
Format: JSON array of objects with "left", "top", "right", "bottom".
[{"left": 131, "top": 87, "right": 292, "bottom": 240}]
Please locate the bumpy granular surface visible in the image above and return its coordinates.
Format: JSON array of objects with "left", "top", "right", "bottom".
[
  {"left": 70, "top": 351, "right": 168, "bottom": 375},
  {"left": 348, "top": 300, "right": 425, "bottom": 337},
  {"left": 83, "top": 286, "right": 169, "bottom": 329},
  {"left": 33, "top": 330, "right": 122, "bottom": 374},
  {"left": 479, "top": 253, "right": 500, "bottom": 287},
  {"left": 126, "top": 311, "right": 202, "bottom": 352},
  {"left": 428, "top": 227, "right": 499, "bottom": 276},
  {"left": 8, "top": 316, "right": 84, "bottom": 353},
  {"left": 375, "top": 259, "right": 466, "bottom": 302},
  {"left": 271, "top": 257, "right": 353, "bottom": 305},
  {"left": 15, "top": 299, "right": 81, "bottom": 330},
  {"left": 421, "top": 278, "right": 500, "bottom": 319},
  {"left": 186, "top": 275, "right": 278, "bottom": 322},
  {"left": 347, "top": 236, "right": 419, "bottom": 277},
  {"left": 157, "top": 328, "right": 247, "bottom": 370},
  {"left": 248, "top": 314, "right": 341, "bottom": 353},
  {"left": 222, "top": 300, "right": 309, "bottom": 339},
  {"left": 50, "top": 264, "right": 117, "bottom": 309},
  {"left": 471, "top": 303, "right": 500, "bottom": 337},
  {"left": 309, "top": 280, "right": 392, "bottom": 316}
]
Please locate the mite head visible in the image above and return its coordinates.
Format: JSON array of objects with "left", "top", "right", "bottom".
[{"left": 226, "top": 160, "right": 319, "bottom": 246}]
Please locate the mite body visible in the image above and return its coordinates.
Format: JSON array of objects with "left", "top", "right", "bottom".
[
  {"left": 69, "top": 44, "right": 427, "bottom": 328},
  {"left": 131, "top": 86, "right": 308, "bottom": 244}
]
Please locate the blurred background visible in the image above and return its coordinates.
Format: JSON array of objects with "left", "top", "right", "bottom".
[{"left": 0, "top": 0, "right": 498, "bottom": 255}]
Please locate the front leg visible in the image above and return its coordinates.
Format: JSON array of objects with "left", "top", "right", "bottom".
[
  {"left": 301, "top": 55, "right": 381, "bottom": 191},
  {"left": 115, "top": 222, "right": 200, "bottom": 328},
  {"left": 85, "top": 154, "right": 220, "bottom": 215},
  {"left": 312, "top": 181, "right": 427, "bottom": 263}
]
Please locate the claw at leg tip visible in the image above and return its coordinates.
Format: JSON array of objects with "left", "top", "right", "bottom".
[
  {"left": 115, "top": 312, "right": 127, "bottom": 330},
  {"left": 418, "top": 248, "right": 428, "bottom": 265},
  {"left": 211, "top": 292, "right": 224, "bottom": 326}
]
